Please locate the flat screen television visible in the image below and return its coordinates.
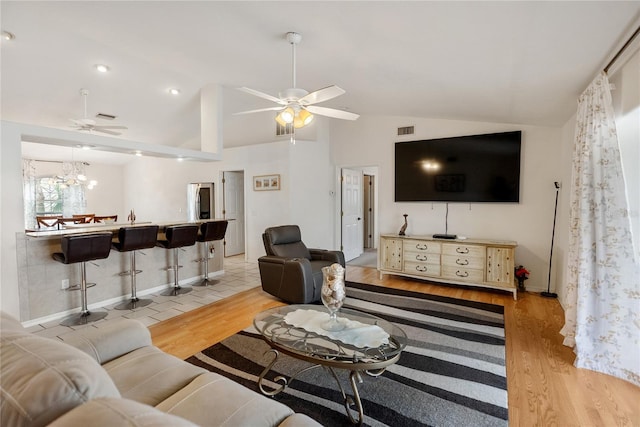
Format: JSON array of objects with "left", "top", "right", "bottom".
[{"left": 395, "top": 131, "right": 521, "bottom": 202}]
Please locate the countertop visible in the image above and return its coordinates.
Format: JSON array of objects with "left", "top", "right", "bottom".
[{"left": 25, "top": 219, "right": 229, "bottom": 238}]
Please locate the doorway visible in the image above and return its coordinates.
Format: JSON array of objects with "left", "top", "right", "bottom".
[
  {"left": 222, "top": 170, "right": 245, "bottom": 257},
  {"left": 340, "top": 166, "right": 378, "bottom": 262}
]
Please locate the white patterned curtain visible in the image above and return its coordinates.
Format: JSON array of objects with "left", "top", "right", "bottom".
[
  {"left": 22, "top": 159, "right": 37, "bottom": 230},
  {"left": 560, "top": 72, "right": 640, "bottom": 386}
]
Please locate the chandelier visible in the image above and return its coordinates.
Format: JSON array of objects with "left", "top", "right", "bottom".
[{"left": 51, "top": 161, "right": 98, "bottom": 190}]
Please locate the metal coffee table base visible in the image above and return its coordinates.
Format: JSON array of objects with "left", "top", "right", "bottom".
[{"left": 257, "top": 349, "right": 386, "bottom": 425}]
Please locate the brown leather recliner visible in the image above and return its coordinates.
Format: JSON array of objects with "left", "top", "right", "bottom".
[{"left": 258, "top": 225, "right": 346, "bottom": 304}]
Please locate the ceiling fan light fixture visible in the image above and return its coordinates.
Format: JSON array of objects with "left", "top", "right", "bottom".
[
  {"left": 276, "top": 107, "right": 295, "bottom": 125},
  {"left": 296, "top": 109, "right": 314, "bottom": 128},
  {"left": 293, "top": 110, "right": 314, "bottom": 129}
]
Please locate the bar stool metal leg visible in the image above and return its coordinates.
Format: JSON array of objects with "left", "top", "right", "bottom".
[
  {"left": 115, "top": 251, "right": 153, "bottom": 310},
  {"left": 61, "top": 262, "right": 108, "bottom": 326},
  {"left": 161, "top": 248, "right": 192, "bottom": 296},
  {"left": 193, "top": 242, "right": 219, "bottom": 287}
]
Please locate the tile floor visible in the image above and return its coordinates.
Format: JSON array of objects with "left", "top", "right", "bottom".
[{"left": 27, "top": 255, "right": 260, "bottom": 340}]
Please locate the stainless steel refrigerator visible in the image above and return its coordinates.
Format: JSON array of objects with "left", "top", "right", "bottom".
[{"left": 187, "top": 183, "right": 214, "bottom": 221}]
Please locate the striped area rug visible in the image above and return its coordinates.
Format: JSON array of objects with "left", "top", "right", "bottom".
[{"left": 186, "top": 281, "right": 508, "bottom": 426}]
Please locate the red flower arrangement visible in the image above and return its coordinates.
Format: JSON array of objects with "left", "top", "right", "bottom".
[{"left": 515, "top": 265, "right": 530, "bottom": 280}]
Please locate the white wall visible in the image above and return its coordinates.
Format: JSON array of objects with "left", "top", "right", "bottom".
[
  {"left": 330, "top": 116, "right": 564, "bottom": 292},
  {"left": 1, "top": 123, "right": 24, "bottom": 318},
  {"left": 120, "top": 137, "right": 335, "bottom": 262}
]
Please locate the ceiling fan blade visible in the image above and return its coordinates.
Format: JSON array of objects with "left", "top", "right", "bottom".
[
  {"left": 93, "top": 128, "right": 122, "bottom": 136},
  {"left": 94, "top": 125, "right": 128, "bottom": 130},
  {"left": 299, "top": 85, "right": 346, "bottom": 105},
  {"left": 306, "top": 105, "right": 360, "bottom": 120},
  {"left": 237, "top": 87, "right": 286, "bottom": 105},
  {"left": 233, "top": 106, "right": 283, "bottom": 116}
]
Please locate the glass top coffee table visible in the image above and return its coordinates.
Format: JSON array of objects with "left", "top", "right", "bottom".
[{"left": 254, "top": 304, "right": 407, "bottom": 425}]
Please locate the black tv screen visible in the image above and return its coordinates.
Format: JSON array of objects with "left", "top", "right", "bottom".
[{"left": 395, "top": 131, "right": 521, "bottom": 202}]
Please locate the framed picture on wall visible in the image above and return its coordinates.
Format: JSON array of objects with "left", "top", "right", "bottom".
[{"left": 253, "top": 174, "right": 280, "bottom": 191}]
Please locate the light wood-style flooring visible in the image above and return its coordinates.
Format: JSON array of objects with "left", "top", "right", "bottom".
[{"left": 150, "top": 264, "right": 640, "bottom": 427}]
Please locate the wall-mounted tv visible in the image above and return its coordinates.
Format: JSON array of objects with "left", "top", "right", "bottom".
[{"left": 395, "top": 131, "right": 522, "bottom": 203}]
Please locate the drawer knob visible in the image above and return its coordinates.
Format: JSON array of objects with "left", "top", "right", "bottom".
[
  {"left": 456, "top": 247, "right": 469, "bottom": 254},
  {"left": 416, "top": 266, "right": 427, "bottom": 272},
  {"left": 456, "top": 259, "right": 469, "bottom": 265},
  {"left": 416, "top": 255, "right": 427, "bottom": 261},
  {"left": 415, "top": 244, "right": 428, "bottom": 250},
  {"left": 456, "top": 270, "right": 469, "bottom": 278}
]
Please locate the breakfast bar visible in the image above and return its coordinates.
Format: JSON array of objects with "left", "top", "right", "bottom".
[{"left": 16, "top": 219, "right": 228, "bottom": 323}]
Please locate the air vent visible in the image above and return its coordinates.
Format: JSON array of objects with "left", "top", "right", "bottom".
[
  {"left": 276, "top": 122, "right": 293, "bottom": 136},
  {"left": 95, "top": 113, "right": 116, "bottom": 120},
  {"left": 397, "top": 126, "right": 415, "bottom": 136}
]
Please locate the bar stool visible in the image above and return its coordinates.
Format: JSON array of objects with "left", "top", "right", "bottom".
[
  {"left": 157, "top": 224, "right": 199, "bottom": 296},
  {"left": 52, "top": 233, "right": 113, "bottom": 326},
  {"left": 112, "top": 225, "right": 159, "bottom": 310},
  {"left": 193, "top": 220, "right": 229, "bottom": 287}
]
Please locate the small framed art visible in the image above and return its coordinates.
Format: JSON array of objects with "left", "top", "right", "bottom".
[{"left": 253, "top": 174, "right": 280, "bottom": 191}]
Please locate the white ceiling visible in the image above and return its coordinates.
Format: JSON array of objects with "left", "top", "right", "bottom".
[{"left": 2, "top": 1, "right": 639, "bottom": 151}]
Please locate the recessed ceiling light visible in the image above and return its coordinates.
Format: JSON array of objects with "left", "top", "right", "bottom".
[
  {"left": 135, "top": 151, "right": 142, "bottom": 157},
  {"left": 168, "top": 88, "right": 181, "bottom": 95},
  {"left": 94, "top": 64, "right": 110, "bottom": 73},
  {"left": 1, "top": 31, "right": 15, "bottom": 41}
]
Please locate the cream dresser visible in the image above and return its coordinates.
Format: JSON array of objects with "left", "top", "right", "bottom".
[{"left": 378, "top": 234, "right": 518, "bottom": 299}]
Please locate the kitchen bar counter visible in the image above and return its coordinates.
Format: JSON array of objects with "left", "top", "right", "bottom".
[
  {"left": 25, "top": 219, "right": 228, "bottom": 238},
  {"left": 16, "top": 219, "right": 228, "bottom": 323}
]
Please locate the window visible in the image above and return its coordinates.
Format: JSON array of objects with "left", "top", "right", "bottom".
[{"left": 36, "top": 177, "right": 64, "bottom": 215}]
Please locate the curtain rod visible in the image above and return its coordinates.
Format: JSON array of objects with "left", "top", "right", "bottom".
[{"left": 604, "top": 25, "right": 640, "bottom": 73}]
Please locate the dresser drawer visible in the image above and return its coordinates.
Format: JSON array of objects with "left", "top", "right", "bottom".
[
  {"left": 442, "top": 265, "right": 484, "bottom": 282},
  {"left": 405, "top": 261, "right": 441, "bottom": 277},
  {"left": 404, "top": 240, "right": 442, "bottom": 254},
  {"left": 442, "top": 254, "right": 484, "bottom": 270},
  {"left": 404, "top": 252, "right": 441, "bottom": 265},
  {"left": 442, "top": 243, "right": 485, "bottom": 258}
]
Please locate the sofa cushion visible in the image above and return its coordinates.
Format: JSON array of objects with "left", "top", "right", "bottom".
[
  {"left": 48, "top": 397, "right": 198, "bottom": 427},
  {"left": 102, "top": 345, "right": 207, "bottom": 406},
  {"left": 155, "top": 372, "right": 295, "bottom": 427},
  {"left": 0, "top": 328, "right": 120, "bottom": 427}
]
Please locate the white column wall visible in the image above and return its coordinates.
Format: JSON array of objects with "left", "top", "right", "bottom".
[{"left": 1, "top": 123, "right": 24, "bottom": 319}]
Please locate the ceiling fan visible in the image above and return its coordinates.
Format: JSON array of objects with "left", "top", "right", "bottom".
[
  {"left": 235, "top": 32, "right": 359, "bottom": 128},
  {"left": 70, "top": 89, "right": 128, "bottom": 136}
]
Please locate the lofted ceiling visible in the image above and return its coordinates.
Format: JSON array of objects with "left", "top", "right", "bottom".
[{"left": 2, "top": 1, "right": 639, "bottom": 152}]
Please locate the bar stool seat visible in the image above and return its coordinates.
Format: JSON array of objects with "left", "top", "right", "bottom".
[
  {"left": 52, "top": 233, "right": 113, "bottom": 326},
  {"left": 157, "top": 225, "right": 199, "bottom": 296},
  {"left": 194, "top": 221, "right": 229, "bottom": 287},
  {"left": 112, "top": 225, "right": 159, "bottom": 310}
]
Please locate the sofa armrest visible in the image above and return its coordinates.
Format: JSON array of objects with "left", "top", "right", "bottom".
[
  {"left": 61, "top": 318, "right": 152, "bottom": 365},
  {"left": 309, "top": 248, "right": 346, "bottom": 267}
]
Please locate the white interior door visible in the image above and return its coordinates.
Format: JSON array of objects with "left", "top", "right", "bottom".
[
  {"left": 223, "top": 171, "right": 245, "bottom": 256},
  {"left": 341, "top": 168, "right": 364, "bottom": 261}
]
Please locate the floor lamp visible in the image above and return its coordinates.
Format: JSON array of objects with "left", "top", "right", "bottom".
[{"left": 542, "top": 182, "right": 560, "bottom": 298}]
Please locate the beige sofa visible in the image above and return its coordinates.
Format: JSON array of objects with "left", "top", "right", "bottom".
[{"left": 0, "top": 312, "right": 321, "bottom": 426}]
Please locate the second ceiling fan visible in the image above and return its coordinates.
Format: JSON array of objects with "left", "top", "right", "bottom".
[{"left": 236, "top": 32, "right": 359, "bottom": 128}]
